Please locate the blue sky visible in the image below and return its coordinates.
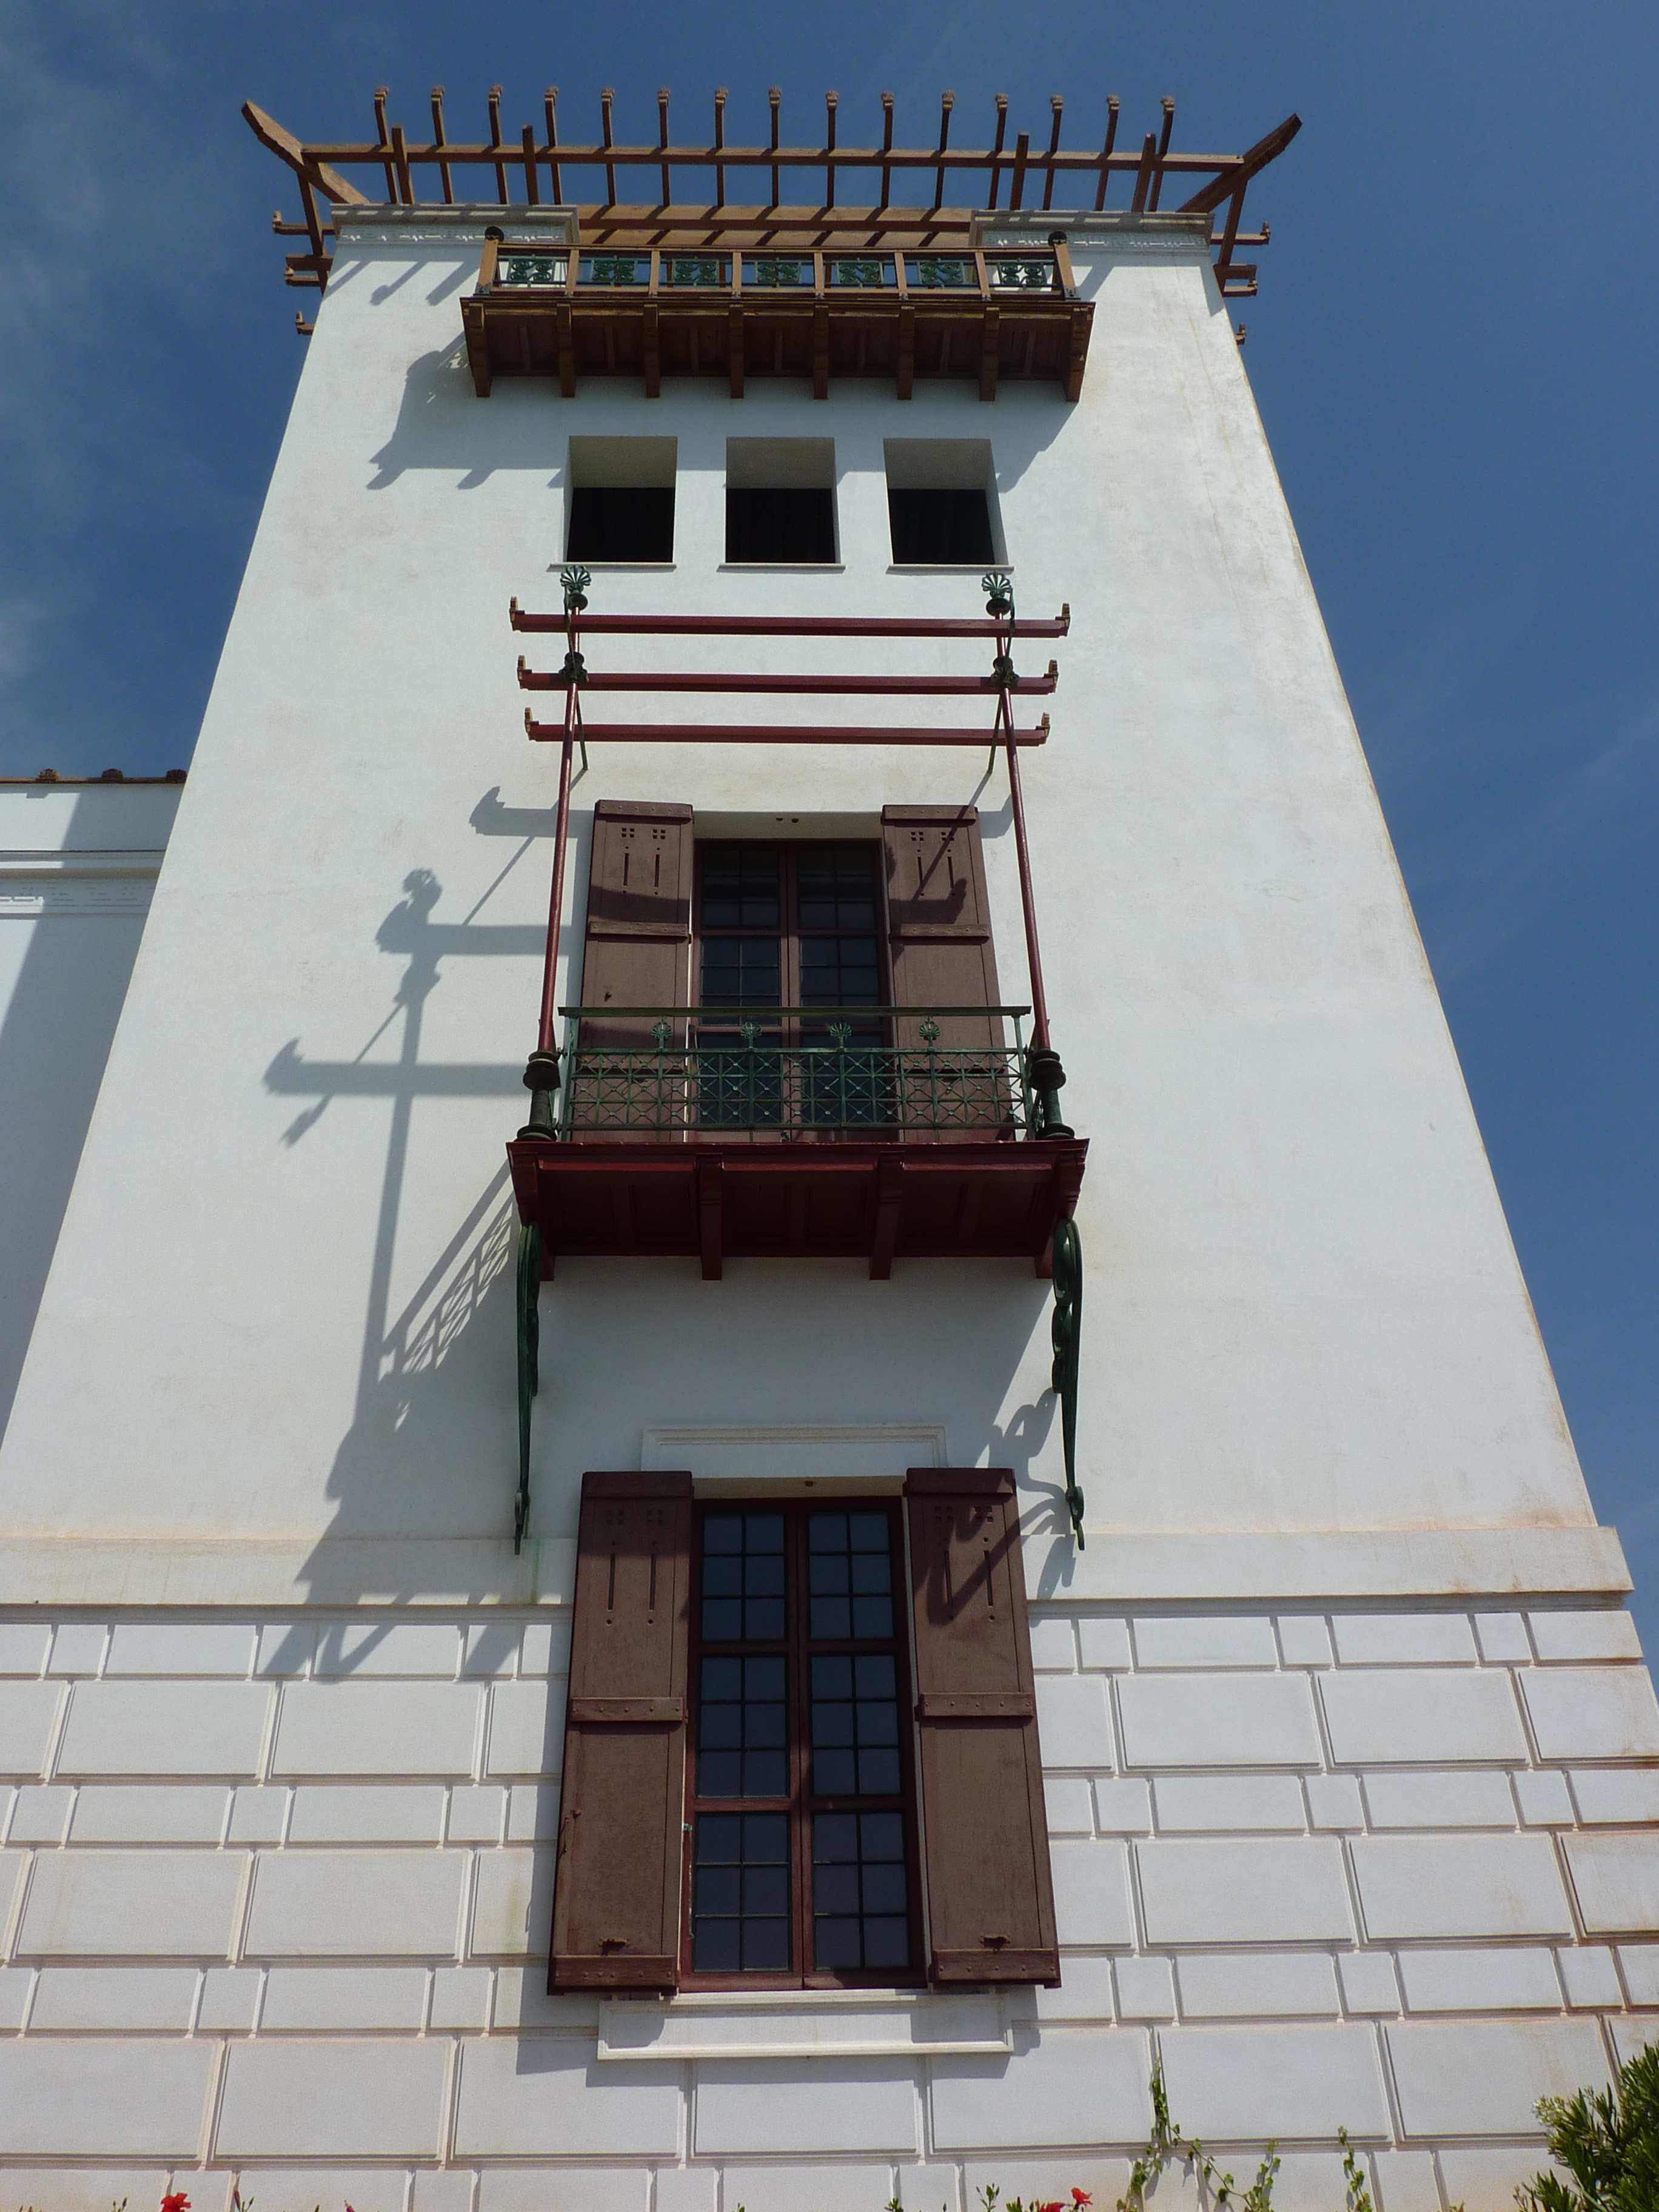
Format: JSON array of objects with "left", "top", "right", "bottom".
[{"left": 2, "top": 3, "right": 1654, "bottom": 1640}]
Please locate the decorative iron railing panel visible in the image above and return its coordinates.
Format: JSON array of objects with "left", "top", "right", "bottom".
[{"left": 553, "top": 1007, "right": 1036, "bottom": 1139}]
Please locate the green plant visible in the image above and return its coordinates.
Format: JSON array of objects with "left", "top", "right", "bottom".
[
  {"left": 1113, "top": 2059, "right": 1279, "bottom": 2210},
  {"left": 1517, "top": 2040, "right": 1659, "bottom": 2211},
  {"left": 1338, "top": 2128, "right": 1372, "bottom": 2212}
]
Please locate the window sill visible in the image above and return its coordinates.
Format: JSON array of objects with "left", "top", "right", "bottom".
[
  {"left": 556, "top": 560, "right": 678, "bottom": 571},
  {"left": 886, "top": 563, "right": 1014, "bottom": 574},
  {"left": 596, "top": 1986, "right": 1013, "bottom": 2060},
  {"left": 719, "top": 561, "right": 846, "bottom": 573}
]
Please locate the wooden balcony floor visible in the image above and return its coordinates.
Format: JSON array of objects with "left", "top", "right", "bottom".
[{"left": 508, "top": 1134, "right": 1088, "bottom": 1279}]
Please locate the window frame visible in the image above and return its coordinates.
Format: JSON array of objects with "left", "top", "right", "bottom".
[
  {"left": 680, "top": 1495, "right": 927, "bottom": 1992},
  {"left": 691, "top": 836, "right": 891, "bottom": 1034}
]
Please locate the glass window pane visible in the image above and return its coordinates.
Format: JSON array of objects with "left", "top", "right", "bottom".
[
  {"left": 857, "top": 1748, "right": 901, "bottom": 1794},
  {"left": 809, "top": 1512, "right": 849, "bottom": 1552},
  {"left": 812, "top": 1809, "right": 911, "bottom": 1972},
  {"left": 698, "top": 1653, "right": 787, "bottom": 1800},
  {"left": 693, "top": 1809, "right": 791, "bottom": 1975},
  {"left": 745, "top": 1552, "right": 785, "bottom": 1596},
  {"left": 813, "top": 1749, "right": 856, "bottom": 1794},
  {"left": 851, "top": 1595, "right": 893, "bottom": 1638},
  {"left": 811, "top": 1597, "right": 853, "bottom": 1639},
  {"left": 743, "top": 1919, "right": 790, "bottom": 1970}
]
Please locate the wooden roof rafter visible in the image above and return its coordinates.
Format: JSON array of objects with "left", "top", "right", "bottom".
[{"left": 247, "top": 85, "right": 1299, "bottom": 319}]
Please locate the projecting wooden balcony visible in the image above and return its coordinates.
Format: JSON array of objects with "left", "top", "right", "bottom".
[
  {"left": 461, "top": 242, "right": 1092, "bottom": 401},
  {"left": 506, "top": 1011, "right": 1087, "bottom": 1278}
]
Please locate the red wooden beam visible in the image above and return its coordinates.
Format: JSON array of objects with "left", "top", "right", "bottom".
[
  {"left": 518, "top": 666, "right": 1058, "bottom": 697},
  {"left": 525, "top": 716, "right": 1051, "bottom": 746},
  {"left": 510, "top": 604, "right": 1070, "bottom": 638}
]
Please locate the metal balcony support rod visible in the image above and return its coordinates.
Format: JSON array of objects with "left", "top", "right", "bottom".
[
  {"left": 557, "top": 1003, "right": 1031, "bottom": 1021},
  {"left": 521, "top": 565, "right": 592, "bottom": 1136},
  {"left": 518, "top": 666, "right": 1060, "bottom": 695},
  {"left": 509, "top": 602, "right": 1070, "bottom": 638},
  {"left": 524, "top": 717, "right": 1051, "bottom": 748},
  {"left": 981, "top": 572, "right": 1070, "bottom": 1136}
]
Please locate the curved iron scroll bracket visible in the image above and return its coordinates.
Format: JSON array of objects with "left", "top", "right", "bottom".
[
  {"left": 1050, "top": 1215, "right": 1084, "bottom": 1547},
  {"left": 515, "top": 1221, "right": 541, "bottom": 1552}
]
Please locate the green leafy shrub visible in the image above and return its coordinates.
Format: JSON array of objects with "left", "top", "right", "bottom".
[{"left": 1518, "top": 2040, "right": 1659, "bottom": 2211}]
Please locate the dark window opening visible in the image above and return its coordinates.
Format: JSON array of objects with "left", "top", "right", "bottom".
[
  {"left": 887, "top": 488, "right": 996, "bottom": 566},
  {"left": 726, "top": 487, "right": 837, "bottom": 565},
  {"left": 566, "top": 485, "right": 675, "bottom": 563},
  {"left": 686, "top": 1500, "right": 921, "bottom": 1986}
]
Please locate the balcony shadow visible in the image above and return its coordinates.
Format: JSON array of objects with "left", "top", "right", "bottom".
[
  {"left": 257, "top": 832, "right": 552, "bottom": 1591},
  {"left": 260, "top": 799, "right": 1070, "bottom": 1614},
  {"left": 367, "top": 342, "right": 569, "bottom": 489}
]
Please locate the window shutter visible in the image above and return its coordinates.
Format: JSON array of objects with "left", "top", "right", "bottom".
[
  {"left": 880, "top": 805, "right": 1003, "bottom": 1051},
  {"left": 578, "top": 801, "right": 694, "bottom": 1047},
  {"left": 904, "top": 1467, "right": 1059, "bottom": 1986},
  {"left": 549, "top": 1470, "right": 692, "bottom": 1992}
]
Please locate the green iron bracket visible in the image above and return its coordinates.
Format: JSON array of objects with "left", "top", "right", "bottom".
[
  {"left": 1050, "top": 1215, "right": 1085, "bottom": 1547},
  {"left": 514, "top": 1220, "right": 541, "bottom": 1552}
]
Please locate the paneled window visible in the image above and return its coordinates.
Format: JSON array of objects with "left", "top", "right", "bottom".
[
  {"left": 696, "top": 840, "right": 883, "bottom": 1018},
  {"left": 550, "top": 1468, "right": 1059, "bottom": 1997},
  {"left": 685, "top": 1500, "right": 920, "bottom": 1985},
  {"left": 694, "top": 840, "right": 886, "bottom": 1129}
]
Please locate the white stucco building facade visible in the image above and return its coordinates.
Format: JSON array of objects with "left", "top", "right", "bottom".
[{"left": 1, "top": 111, "right": 1655, "bottom": 2212}]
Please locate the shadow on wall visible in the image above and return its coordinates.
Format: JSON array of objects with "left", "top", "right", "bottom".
[
  {"left": 262, "top": 811, "right": 551, "bottom": 1567},
  {"left": 260, "top": 788, "right": 1073, "bottom": 1606},
  {"left": 367, "top": 341, "right": 569, "bottom": 489},
  {"left": 0, "top": 791, "right": 155, "bottom": 1442}
]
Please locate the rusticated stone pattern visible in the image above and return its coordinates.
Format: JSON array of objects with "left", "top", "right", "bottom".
[{"left": 0, "top": 1604, "right": 1656, "bottom": 2212}]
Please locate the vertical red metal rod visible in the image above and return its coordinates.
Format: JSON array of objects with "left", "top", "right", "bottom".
[
  {"left": 995, "top": 600, "right": 1051, "bottom": 1051},
  {"left": 535, "top": 610, "right": 580, "bottom": 1054},
  {"left": 1003, "top": 702, "right": 1050, "bottom": 1052}
]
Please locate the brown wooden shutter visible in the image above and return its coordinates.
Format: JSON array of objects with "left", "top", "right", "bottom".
[
  {"left": 549, "top": 1470, "right": 692, "bottom": 1992},
  {"left": 881, "top": 805, "right": 1003, "bottom": 1051},
  {"left": 905, "top": 1467, "right": 1059, "bottom": 1986},
  {"left": 578, "top": 801, "right": 694, "bottom": 1047}
]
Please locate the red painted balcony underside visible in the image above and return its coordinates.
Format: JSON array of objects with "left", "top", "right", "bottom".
[{"left": 507, "top": 1135, "right": 1087, "bottom": 1281}]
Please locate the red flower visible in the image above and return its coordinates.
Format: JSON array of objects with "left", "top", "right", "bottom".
[
  {"left": 161, "top": 2195, "right": 191, "bottom": 2212},
  {"left": 1036, "top": 2200, "right": 1065, "bottom": 2210},
  {"left": 1072, "top": 2194, "right": 1093, "bottom": 2207}
]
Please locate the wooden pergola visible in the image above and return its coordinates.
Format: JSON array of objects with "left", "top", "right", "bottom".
[{"left": 246, "top": 84, "right": 1299, "bottom": 329}]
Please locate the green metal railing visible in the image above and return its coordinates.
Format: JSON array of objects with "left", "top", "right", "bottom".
[{"left": 551, "top": 1005, "right": 1039, "bottom": 1138}]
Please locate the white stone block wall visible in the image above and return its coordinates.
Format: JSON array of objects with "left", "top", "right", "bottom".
[{"left": 2, "top": 1601, "right": 1656, "bottom": 2212}]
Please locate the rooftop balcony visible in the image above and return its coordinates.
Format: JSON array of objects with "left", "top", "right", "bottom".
[
  {"left": 461, "top": 240, "right": 1092, "bottom": 400},
  {"left": 506, "top": 1005, "right": 1087, "bottom": 1280}
]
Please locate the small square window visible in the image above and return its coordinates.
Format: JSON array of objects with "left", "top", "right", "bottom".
[
  {"left": 883, "top": 438, "right": 1005, "bottom": 567},
  {"left": 566, "top": 436, "right": 676, "bottom": 563},
  {"left": 726, "top": 438, "right": 837, "bottom": 566}
]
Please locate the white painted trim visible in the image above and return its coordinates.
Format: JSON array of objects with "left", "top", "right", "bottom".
[
  {"left": 333, "top": 205, "right": 580, "bottom": 247},
  {"left": 642, "top": 1421, "right": 947, "bottom": 1487},
  {"left": 0, "top": 1526, "right": 1627, "bottom": 1609},
  {"left": 597, "top": 1988, "right": 1011, "bottom": 2060}
]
